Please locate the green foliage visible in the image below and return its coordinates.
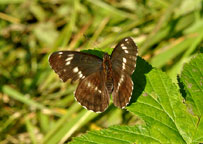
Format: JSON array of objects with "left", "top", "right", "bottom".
[
  {"left": 70, "top": 53, "right": 203, "bottom": 144},
  {"left": 180, "top": 54, "right": 203, "bottom": 117},
  {"left": 0, "top": 0, "right": 202, "bottom": 143}
]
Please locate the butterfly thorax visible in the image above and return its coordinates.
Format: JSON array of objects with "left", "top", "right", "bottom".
[{"left": 102, "top": 53, "right": 114, "bottom": 94}]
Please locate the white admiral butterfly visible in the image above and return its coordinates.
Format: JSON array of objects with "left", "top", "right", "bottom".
[{"left": 49, "top": 37, "right": 138, "bottom": 112}]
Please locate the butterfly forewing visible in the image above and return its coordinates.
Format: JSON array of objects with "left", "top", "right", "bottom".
[
  {"left": 111, "top": 37, "right": 138, "bottom": 108},
  {"left": 49, "top": 51, "right": 102, "bottom": 82},
  {"left": 111, "top": 37, "right": 138, "bottom": 75},
  {"left": 75, "top": 71, "right": 110, "bottom": 112}
]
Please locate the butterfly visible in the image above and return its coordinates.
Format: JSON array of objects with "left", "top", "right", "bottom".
[{"left": 49, "top": 37, "right": 138, "bottom": 112}]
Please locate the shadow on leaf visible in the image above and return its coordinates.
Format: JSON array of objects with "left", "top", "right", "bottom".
[{"left": 129, "top": 56, "right": 153, "bottom": 104}]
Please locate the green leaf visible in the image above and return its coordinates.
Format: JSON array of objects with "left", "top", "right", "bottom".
[
  {"left": 180, "top": 54, "right": 203, "bottom": 116},
  {"left": 70, "top": 54, "right": 203, "bottom": 144},
  {"left": 131, "top": 56, "right": 153, "bottom": 103},
  {"left": 128, "top": 69, "right": 197, "bottom": 143},
  {"left": 70, "top": 125, "right": 159, "bottom": 144},
  {"left": 180, "top": 53, "right": 203, "bottom": 142},
  {"left": 81, "top": 48, "right": 113, "bottom": 59}
]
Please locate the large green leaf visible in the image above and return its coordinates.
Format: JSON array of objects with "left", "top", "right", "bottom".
[
  {"left": 128, "top": 69, "right": 197, "bottom": 143},
  {"left": 70, "top": 125, "right": 159, "bottom": 144},
  {"left": 180, "top": 54, "right": 203, "bottom": 116},
  {"left": 180, "top": 53, "right": 203, "bottom": 142},
  {"left": 70, "top": 53, "right": 202, "bottom": 144}
]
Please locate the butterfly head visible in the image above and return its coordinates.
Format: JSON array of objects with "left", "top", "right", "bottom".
[
  {"left": 102, "top": 53, "right": 111, "bottom": 70},
  {"left": 103, "top": 53, "right": 110, "bottom": 60}
]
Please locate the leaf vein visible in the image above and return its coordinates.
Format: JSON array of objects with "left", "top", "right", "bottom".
[
  {"left": 110, "top": 126, "right": 161, "bottom": 143},
  {"left": 89, "top": 131, "right": 131, "bottom": 144},
  {"left": 158, "top": 73, "right": 175, "bottom": 120},
  {"left": 134, "top": 111, "right": 178, "bottom": 132},
  {"left": 138, "top": 99, "right": 163, "bottom": 112}
]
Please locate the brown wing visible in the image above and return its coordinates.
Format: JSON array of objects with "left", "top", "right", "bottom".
[
  {"left": 111, "top": 37, "right": 138, "bottom": 75},
  {"left": 75, "top": 71, "right": 110, "bottom": 112},
  {"left": 112, "top": 70, "right": 133, "bottom": 108},
  {"left": 111, "top": 37, "right": 138, "bottom": 108},
  {"left": 49, "top": 51, "right": 102, "bottom": 82}
]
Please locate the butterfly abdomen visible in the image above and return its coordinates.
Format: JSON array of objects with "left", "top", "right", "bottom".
[{"left": 105, "top": 80, "right": 114, "bottom": 94}]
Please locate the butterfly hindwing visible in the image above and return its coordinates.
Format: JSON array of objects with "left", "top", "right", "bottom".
[
  {"left": 49, "top": 51, "right": 102, "bottom": 82},
  {"left": 112, "top": 70, "right": 133, "bottom": 108},
  {"left": 75, "top": 71, "right": 110, "bottom": 112}
]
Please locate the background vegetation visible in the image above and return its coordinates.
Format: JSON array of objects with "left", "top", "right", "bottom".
[{"left": 0, "top": 0, "right": 202, "bottom": 143}]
